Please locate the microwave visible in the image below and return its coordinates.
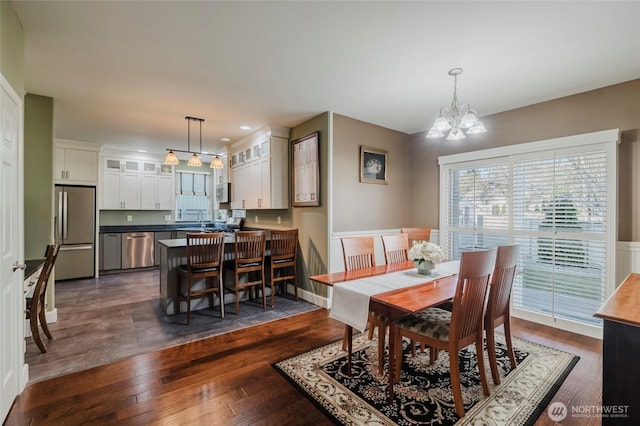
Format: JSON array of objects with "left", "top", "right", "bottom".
[{"left": 216, "top": 183, "right": 230, "bottom": 203}]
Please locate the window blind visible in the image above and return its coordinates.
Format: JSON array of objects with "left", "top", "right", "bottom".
[{"left": 441, "top": 134, "right": 615, "bottom": 335}]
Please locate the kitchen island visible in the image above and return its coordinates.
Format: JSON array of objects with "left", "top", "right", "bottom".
[{"left": 158, "top": 233, "right": 273, "bottom": 315}]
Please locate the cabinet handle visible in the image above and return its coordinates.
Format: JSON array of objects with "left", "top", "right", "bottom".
[
  {"left": 61, "top": 170, "right": 65, "bottom": 179},
  {"left": 66, "top": 170, "right": 69, "bottom": 179},
  {"left": 258, "top": 198, "right": 262, "bottom": 208}
]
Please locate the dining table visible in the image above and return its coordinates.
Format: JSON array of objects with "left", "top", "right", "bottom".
[{"left": 310, "top": 259, "right": 460, "bottom": 402}]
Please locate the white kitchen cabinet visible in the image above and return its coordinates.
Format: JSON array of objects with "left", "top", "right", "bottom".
[
  {"left": 54, "top": 145, "right": 99, "bottom": 185},
  {"left": 101, "top": 158, "right": 173, "bottom": 210},
  {"left": 228, "top": 125, "right": 289, "bottom": 210}
]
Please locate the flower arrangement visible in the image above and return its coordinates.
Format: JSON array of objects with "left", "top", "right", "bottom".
[
  {"left": 408, "top": 241, "right": 444, "bottom": 267},
  {"left": 365, "top": 158, "right": 382, "bottom": 174}
]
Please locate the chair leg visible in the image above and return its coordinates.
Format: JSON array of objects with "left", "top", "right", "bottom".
[
  {"left": 186, "top": 278, "right": 192, "bottom": 326},
  {"left": 504, "top": 318, "right": 517, "bottom": 372},
  {"left": 449, "top": 350, "right": 465, "bottom": 417},
  {"left": 378, "top": 322, "right": 386, "bottom": 375},
  {"left": 367, "top": 323, "right": 375, "bottom": 340},
  {"left": 293, "top": 264, "right": 298, "bottom": 301},
  {"left": 486, "top": 327, "right": 501, "bottom": 385},
  {"left": 261, "top": 281, "right": 267, "bottom": 309},
  {"left": 430, "top": 348, "right": 439, "bottom": 364},
  {"left": 476, "top": 337, "right": 490, "bottom": 397},
  {"left": 31, "top": 316, "right": 47, "bottom": 353},
  {"left": 218, "top": 276, "right": 225, "bottom": 318},
  {"left": 342, "top": 326, "right": 349, "bottom": 351},
  {"left": 39, "top": 306, "right": 52, "bottom": 340}
]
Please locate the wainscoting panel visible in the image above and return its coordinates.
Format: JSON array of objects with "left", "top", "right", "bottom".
[{"left": 616, "top": 241, "right": 640, "bottom": 286}]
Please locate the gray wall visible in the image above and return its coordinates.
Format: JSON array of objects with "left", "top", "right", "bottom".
[
  {"left": 332, "top": 114, "right": 411, "bottom": 232},
  {"left": 0, "top": 0, "right": 24, "bottom": 99},
  {"left": 408, "top": 79, "right": 640, "bottom": 241}
]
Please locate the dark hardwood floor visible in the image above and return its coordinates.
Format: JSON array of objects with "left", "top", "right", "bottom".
[{"left": 7, "top": 306, "right": 602, "bottom": 425}]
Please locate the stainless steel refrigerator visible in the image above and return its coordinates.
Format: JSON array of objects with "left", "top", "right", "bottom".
[{"left": 55, "top": 185, "right": 96, "bottom": 280}]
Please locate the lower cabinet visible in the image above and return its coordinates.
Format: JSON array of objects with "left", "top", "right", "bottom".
[{"left": 154, "top": 232, "right": 173, "bottom": 266}]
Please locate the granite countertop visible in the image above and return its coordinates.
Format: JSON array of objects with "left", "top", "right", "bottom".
[{"left": 25, "top": 258, "right": 45, "bottom": 281}]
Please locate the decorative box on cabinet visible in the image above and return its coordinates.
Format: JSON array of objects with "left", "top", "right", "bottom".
[{"left": 54, "top": 140, "right": 99, "bottom": 185}]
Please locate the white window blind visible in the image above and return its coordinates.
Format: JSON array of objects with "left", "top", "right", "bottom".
[{"left": 440, "top": 130, "right": 617, "bottom": 336}]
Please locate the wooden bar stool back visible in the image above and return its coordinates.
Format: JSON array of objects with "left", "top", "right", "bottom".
[
  {"left": 176, "top": 232, "right": 226, "bottom": 325},
  {"left": 26, "top": 243, "right": 60, "bottom": 353},
  {"left": 485, "top": 244, "right": 520, "bottom": 384},
  {"left": 401, "top": 227, "right": 432, "bottom": 246},
  {"left": 395, "top": 248, "right": 497, "bottom": 417},
  {"left": 381, "top": 233, "right": 409, "bottom": 264},
  {"left": 269, "top": 229, "right": 298, "bottom": 307},
  {"left": 227, "top": 230, "right": 267, "bottom": 314}
]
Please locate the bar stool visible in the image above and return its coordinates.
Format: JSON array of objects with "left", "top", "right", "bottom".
[
  {"left": 26, "top": 243, "right": 61, "bottom": 353},
  {"left": 176, "top": 232, "right": 226, "bottom": 325},
  {"left": 269, "top": 229, "right": 298, "bottom": 307},
  {"left": 226, "top": 230, "right": 267, "bottom": 314}
]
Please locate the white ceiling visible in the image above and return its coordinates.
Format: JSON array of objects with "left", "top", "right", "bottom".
[{"left": 13, "top": 1, "right": 640, "bottom": 156}]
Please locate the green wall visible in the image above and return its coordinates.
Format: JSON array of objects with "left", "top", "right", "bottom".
[
  {"left": 24, "top": 94, "right": 53, "bottom": 259},
  {"left": 0, "top": 0, "right": 24, "bottom": 98}
]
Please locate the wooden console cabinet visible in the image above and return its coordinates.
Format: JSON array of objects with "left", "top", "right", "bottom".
[{"left": 594, "top": 273, "right": 640, "bottom": 425}]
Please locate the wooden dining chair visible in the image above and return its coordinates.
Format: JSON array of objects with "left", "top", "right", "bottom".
[
  {"left": 401, "top": 227, "right": 431, "bottom": 246},
  {"left": 226, "top": 230, "right": 267, "bottom": 314},
  {"left": 395, "top": 247, "right": 497, "bottom": 417},
  {"left": 26, "top": 243, "right": 61, "bottom": 353},
  {"left": 339, "top": 236, "right": 389, "bottom": 373},
  {"left": 269, "top": 229, "right": 298, "bottom": 307},
  {"left": 485, "top": 244, "right": 520, "bottom": 385},
  {"left": 381, "top": 233, "right": 409, "bottom": 264},
  {"left": 176, "top": 232, "right": 226, "bottom": 325}
]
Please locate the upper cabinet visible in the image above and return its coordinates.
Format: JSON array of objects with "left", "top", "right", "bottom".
[
  {"left": 229, "top": 125, "right": 289, "bottom": 210},
  {"left": 100, "top": 155, "right": 175, "bottom": 210},
  {"left": 54, "top": 140, "right": 100, "bottom": 185}
]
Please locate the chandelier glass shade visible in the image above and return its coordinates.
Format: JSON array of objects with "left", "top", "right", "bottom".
[
  {"left": 426, "top": 68, "right": 486, "bottom": 141},
  {"left": 164, "top": 116, "right": 224, "bottom": 168}
]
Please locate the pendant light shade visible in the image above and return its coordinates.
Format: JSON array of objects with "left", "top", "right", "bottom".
[
  {"left": 164, "top": 150, "right": 179, "bottom": 165},
  {"left": 210, "top": 155, "right": 224, "bottom": 169},
  {"left": 187, "top": 153, "right": 202, "bottom": 167}
]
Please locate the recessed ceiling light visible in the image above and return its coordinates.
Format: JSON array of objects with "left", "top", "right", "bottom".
[
  {"left": 137, "top": 149, "right": 146, "bottom": 153},
  {"left": 221, "top": 137, "right": 231, "bottom": 142},
  {"left": 240, "top": 125, "right": 251, "bottom": 131}
]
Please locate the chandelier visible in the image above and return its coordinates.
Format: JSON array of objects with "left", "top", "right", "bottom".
[
  {"left": 426, "top": 68, "right": 486, "bottom": 141},
  {"left": 164, "top": 116, "right": 225, "bottom": 169}
]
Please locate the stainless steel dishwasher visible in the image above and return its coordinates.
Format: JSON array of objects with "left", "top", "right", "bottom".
[{"left": 121, "top": 232, "right": 154, "bottom": 269}]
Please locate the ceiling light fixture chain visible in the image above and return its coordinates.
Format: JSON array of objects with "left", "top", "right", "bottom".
[{"left": 426, "top": 67, "right": 487, "bottom": 141}]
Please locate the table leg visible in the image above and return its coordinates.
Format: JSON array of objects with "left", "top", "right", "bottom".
[
  {"left": 388, "top": 323, "right": 395, "bottom": 403},
  {"left": 347, "top": 325, "right": 353, "bottom": 376}
]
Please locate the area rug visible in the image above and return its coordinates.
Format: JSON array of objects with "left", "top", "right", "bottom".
[{"left": 274, "top": 333, "right": 579, "bottom": 425}]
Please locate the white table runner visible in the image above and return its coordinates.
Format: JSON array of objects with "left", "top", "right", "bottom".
[{"left": 329, "top": 260, "right": 460, "bottom": 332}]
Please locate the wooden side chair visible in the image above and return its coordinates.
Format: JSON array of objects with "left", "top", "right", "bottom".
[
  {"left": 226, "top": 230, "right": 267, "bottom": 314},
  {"left": 26, "top": 243, "right": 60, "bottom": 353},
  {"left": 269, "top": 229, "right": 298, "bottom": 306},
  {"left": 485, "top": 244, "right": 520, "bottom": 384},
  {"left": 401, "top": 227, "right": 431, "bottom": 247},
  {"left": 395, "top": 248, "right": 497, "bottom": 417},
  {"left": 339, "top": 236, "right": 389, "bottom": 373},
  {"left": 176, "top": 232, "right": 226, "bottom": 325},
  {"left": 381, "top": 233, "right": 409, "bottom": 265}
]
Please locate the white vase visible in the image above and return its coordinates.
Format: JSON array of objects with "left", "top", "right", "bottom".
[{"left": 415, "top": 260, "right": 434, "bottom": 275}]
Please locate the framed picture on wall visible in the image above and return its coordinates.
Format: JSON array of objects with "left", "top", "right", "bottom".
[
  {"left": 360, "top": 146, "right": 388, "bottom": 184},
  {"left": 291, "top": 131, "right": 320, "bottom": 207}
]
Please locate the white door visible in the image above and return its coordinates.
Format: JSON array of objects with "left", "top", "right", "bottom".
[{"left": 0, "top": 75, "right": 24, "bottom": 422}]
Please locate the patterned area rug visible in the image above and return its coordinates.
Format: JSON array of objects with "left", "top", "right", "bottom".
[{"left": 274, "top": 333, "right": 579, "bottom": 425}]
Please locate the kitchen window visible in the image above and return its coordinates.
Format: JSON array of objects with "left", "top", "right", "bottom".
[
  {"left": 175, "top": 171, "right": 212, "bottom": 222},
  {"left": 439, "top": 129, "right": 618, "bottom": 337}
]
